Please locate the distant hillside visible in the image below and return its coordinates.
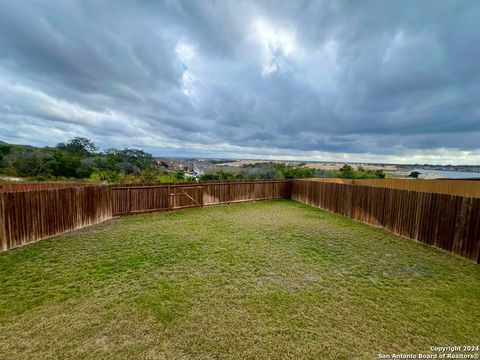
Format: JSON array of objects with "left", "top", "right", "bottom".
[{"left": 0, "top": 140, "right": 42, "bottom": 152}]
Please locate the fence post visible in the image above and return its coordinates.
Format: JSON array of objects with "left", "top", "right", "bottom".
[
  {"left": 286, "top": 180, "right": 292, "bottom": 199},
  {"left": 127, "top": 188, "right": 132, "bottom": 215},
  {"left": 201, "top": 184, "right": 205, "bottom": 208},
  {"left": 0, "top": 193, "right": 5, "bottom": 251},
  {"left": 107, "top": 186, "right": 113, "bottom": 219},
  {"left": 229, "top": 182, "right": 232, "bottom": 204},
  {"left": 167, "top": 185, "right": 171, "bottom": 211}
]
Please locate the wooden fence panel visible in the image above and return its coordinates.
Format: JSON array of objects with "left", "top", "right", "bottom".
[
  {"left": 133, "top": 187, "right": 170, "bottom": 213},
  {"left": 254, "top": 182, "right": 266, "bottom": 200},
  {"left": 203, "top": 183, "right": 229, "bottom": 205},
  {"left": 0, "top": 193, "right": 5, "bottom": 251},
  {"left": 112, "top": 188, "right": 129, "bottom": 216},
  {"left": 231, "top": 182, "right": 254, "bottom": 202},
  {"left": 292, "top": 180, "right": 480, "bottom": 263},
  {"left": 0, "top": 186, "right": 112, "bottom": 251},
  {"left": 111, "top": 180, "right": 290, "bottom": 215},
  {"left": 305, "top": 178, "right": 480, "bottom": 198}
]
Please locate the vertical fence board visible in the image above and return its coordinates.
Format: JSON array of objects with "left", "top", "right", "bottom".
[{"left": 0, "top": 193, "right": 5, "bottom": 251}]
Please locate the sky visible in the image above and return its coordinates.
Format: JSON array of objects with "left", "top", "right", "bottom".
[{"left": 1, "top": 0, "right": 479, "bottom": 165}]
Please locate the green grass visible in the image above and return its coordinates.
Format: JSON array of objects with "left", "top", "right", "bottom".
[{"left": 0, "top": 200, "right": 479, "bottom": 359}]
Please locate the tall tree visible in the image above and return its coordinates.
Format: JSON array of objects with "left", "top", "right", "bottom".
[{"left": 57, "top": 137, "right": 97, "bottom": 157}]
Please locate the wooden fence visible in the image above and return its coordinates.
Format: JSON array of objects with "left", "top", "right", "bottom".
[
  {"left": 291, "top": 180, "right": 480, "bottom": 263},
  {"left": 112, "top": 180, "right": 291, "bottom": 216},
  {"left": 0, "top": 186, "right": 112, "bottom": 251},
  {"left": 0, "top": 181, "right": 290, "bottom": 251},
  {"left": 1, "top": 179, "right": 479, "bottom": 264},
  {"left": 305, "top": 178, "right": 480, "bottom": 198}
]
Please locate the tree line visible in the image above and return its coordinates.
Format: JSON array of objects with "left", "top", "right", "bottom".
[
  {"left": 0, "top": 137, "right": 166, "bottom": 182},
  {"left": 0, "top": 138, "right": 385, "bottom": 183}
]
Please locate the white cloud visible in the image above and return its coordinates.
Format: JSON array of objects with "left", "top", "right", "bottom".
[
  {"left": 252, "top": 18, "right": 297, "bottom": 76},
  {"left": 175, "top": 40, "right": 196, "bottom": 63}
]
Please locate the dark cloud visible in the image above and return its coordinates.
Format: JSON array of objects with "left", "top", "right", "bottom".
[{"left": 0, "top": 0, "right": 479, "bottom": 164}]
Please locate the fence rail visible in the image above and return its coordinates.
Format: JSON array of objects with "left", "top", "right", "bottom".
[{"left": 291, "top": 180, "right": 480, "bottom": 263}]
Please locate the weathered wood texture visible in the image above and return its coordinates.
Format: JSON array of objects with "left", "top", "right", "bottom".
[
  {"left": 112, "top": 180, "right": 291, "bottom": 216},
  {"left": 0, "top": 186, "right": 112, "bottom": 251},
  {"left": 305, "top": 178, "right": 480, "bottom": 198},
  {"left": 0, "top": 183, "right": 85, "bottom": 193},
  {"left": 292, "top": 180, "right": 480, "bottom": 263}
]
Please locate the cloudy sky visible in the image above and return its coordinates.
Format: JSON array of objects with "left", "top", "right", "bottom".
[{"left": 1, "top": 1, "right": 479, "bottom": 164}]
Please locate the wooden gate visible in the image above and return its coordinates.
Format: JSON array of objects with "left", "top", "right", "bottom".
[
  {"left": 169, "top": 185, "right": 203, "bottom": 210},
  {"left": 112, "top": 184, "right": 204, "bottom": 216}
]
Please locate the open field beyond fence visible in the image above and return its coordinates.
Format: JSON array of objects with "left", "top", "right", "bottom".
[
  {"left": 0, "top": 179, "right": 479, "bottom": 263},
  {"left": 0, "top": 201, "right": 478, "bottom": 359}
]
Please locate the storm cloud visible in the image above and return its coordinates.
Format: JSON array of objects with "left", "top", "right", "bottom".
[{"left": 1, "top": 0, "right": 479, "bottom": 164}]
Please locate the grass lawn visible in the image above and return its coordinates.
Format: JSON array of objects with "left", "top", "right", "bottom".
[{"left": 0, "top": 200, "right": 479, "bottom": 359}]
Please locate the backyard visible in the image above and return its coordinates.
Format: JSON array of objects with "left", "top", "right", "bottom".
[{"left": 0, "top": 199, "right": 479, "bottom": 359}]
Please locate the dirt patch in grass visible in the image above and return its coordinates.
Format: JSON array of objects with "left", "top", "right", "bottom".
[{"left": 0, "top": 200, "right": 479, "bottom": 359}]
